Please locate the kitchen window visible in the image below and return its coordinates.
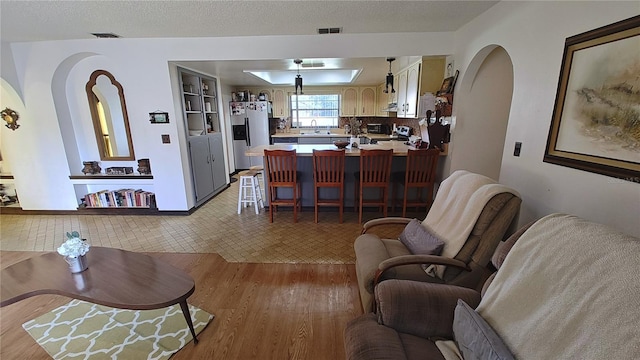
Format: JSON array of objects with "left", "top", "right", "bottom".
[{"left": 290, "top": 93, "right": 339, "bottom": 128}]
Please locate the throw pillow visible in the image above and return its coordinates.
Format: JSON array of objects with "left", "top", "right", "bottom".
[
  {"left": 399, "top": 219, "right": 445, "bottom": 256},
  {"left": 453, "top": 299, "right": 514, "bottom": 360}
]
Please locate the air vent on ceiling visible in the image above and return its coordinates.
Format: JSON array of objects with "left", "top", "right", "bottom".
[
  {"left": 301, "top": 62, "right": 325, "bottom": 68},
  {"left": 317, "top": 27, "right": 342, "bottom": 35},
  {"left": 91, "top": 33, "right": 121, "bottom": 39}
]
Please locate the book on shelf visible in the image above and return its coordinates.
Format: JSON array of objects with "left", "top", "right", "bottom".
[{"left": 82, "top": 188, "right": 156, "bottom": 209}]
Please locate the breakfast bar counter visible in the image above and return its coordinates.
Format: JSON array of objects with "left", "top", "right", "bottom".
[
  {"left": 246, "top": 141, "right": 447, "bottom": 157},
  {"left": 245, "top": 142, "right": 447, "bottom": 211}
]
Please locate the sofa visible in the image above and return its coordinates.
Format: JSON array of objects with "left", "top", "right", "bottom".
[{"left": 344, "top": 213, "right": 640, "bottom": 359}]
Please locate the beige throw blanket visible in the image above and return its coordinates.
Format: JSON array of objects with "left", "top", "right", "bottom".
[
  {"left": 477, "top": 213, "right": 640, "bottom": 359},
  {"left": 422, "top": 170, "right": 519, "bottom": 278}
]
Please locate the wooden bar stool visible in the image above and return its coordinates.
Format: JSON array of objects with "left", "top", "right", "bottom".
[
  {"left": 264, "top": 149, "right": 302, "bottom": 223},
  {"left": 312, "top": 149, "right": 346, "bottom": 223},
  {"left": 237, "top": 169, "right": 264, "bottom": 214},
  {"left": 392, "top": 148, "right": 440, "bottom": 217},
  {"left": 354, "top": 149, "right": 393, "bottom": 224}
]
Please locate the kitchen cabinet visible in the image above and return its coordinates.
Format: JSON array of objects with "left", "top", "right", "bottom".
[
  {"left": 298, "top": 137, "right": 333, "bottom": 145},
  {"left": 360, "top": 87, "right": 376, "bottom": 116},
  {"left": 396, "top": 61, "right": 420, "bottom": 118},
  {"left": 189, "top": 133, "right": 227, "bottom": 205},
  {"left": 179, "top": 67, "right": 228, "bottom": 206},
  {"left": 272, "top": 88, "right": 288, "bottom": 118},
  {"left": 340, "top": 87, "right": 377, "bottom": 116}
]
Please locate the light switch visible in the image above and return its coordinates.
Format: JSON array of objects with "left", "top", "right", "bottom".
[{"left": 514, "top": 142, "right": 522, "bottom": 157}]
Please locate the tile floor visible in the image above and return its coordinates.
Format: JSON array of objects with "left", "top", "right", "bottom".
[{"left": 0, "top": 176, "right": 417, "bottom": 264}]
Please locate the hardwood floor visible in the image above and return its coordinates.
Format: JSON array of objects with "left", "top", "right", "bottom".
[{"left": 0, "top": 251, "right": 362, "bottom": 359}]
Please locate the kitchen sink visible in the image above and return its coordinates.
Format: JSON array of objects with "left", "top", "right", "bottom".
[{"left": 299, "top": 131, "right": 332, "bottom": 135}]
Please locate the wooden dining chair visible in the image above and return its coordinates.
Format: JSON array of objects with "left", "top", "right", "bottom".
[
  {"left": 264, "top": 149, "right": 301, "bottom": 222},
  {"left": 312, "top": 149, "right": 346, "bottom": 223},
  {"left": 391, "top": 148, "right": 440, "bottom": 217},
  {"left": 354, "top": 149, "right": 393, "bottom": 224}
]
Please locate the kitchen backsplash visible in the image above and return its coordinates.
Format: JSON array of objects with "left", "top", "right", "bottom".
[{"left": 338, "top": 117, "right": 420, "bottom": 136}]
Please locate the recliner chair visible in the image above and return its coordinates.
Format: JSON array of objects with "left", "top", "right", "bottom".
[{"left": 354, "top": 170, "right": 521, "bottom": 312}]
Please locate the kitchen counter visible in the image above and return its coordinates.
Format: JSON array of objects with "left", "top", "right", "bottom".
[
  {"left": 271, "top": 132, "right": 350, "bottom": 138},
  {"left": 271, "top": 132, "right": 400, "bottom": 141},
  {"left": 247, "top": 141, "right": 447, "bottom": 157}
]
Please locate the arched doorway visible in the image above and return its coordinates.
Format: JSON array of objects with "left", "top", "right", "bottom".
[{"left": 448, "top": 46, "right": 514, "bottom": 180}]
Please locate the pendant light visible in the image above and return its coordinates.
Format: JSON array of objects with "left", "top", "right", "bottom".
[
  {"left": 383, "top": 57, "right": 396, "bottom": 94},
  {"left": 294, "top": 59, "right": 303, "bottom": 95}
]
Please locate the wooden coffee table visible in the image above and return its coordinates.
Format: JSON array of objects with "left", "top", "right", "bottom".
[{"left": 1, "top": 247, "right": 200, "bottom": 343}]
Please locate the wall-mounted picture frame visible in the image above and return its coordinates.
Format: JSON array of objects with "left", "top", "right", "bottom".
[
  {"left": 436, "top": 76, "right": 454, "bottom": 95},
  {"left": 544, "top": 15, "right": 640, "bottom": 183},
  {"left": 149, "top": 111, "right": 169, "bottom": 124},
  {"left": 436, "top": 70, "right": 459, "bottom": 96}
]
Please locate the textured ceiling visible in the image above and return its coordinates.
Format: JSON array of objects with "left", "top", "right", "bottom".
[
  {"left": 0, "top": 1, "right": 498, "bottom": 42},
  {"left": 0, "top": 1, "right": 498, "bottom": 86}
]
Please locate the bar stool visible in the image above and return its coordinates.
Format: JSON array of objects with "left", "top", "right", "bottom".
[
  {"left": 354, "top": 149, "right": 393, "bottom": 224},
  {"left": 312, "top": 149, "right": 346, "bottom": 223},
  {"left": 237, "top": 169, "right": 264, "bottom": 214},
  {"left": 392, "top": 148, "right": 440, "bottom": 217},
  {"left": 264, "top": 149, "right": 302, "bottom": 223}
]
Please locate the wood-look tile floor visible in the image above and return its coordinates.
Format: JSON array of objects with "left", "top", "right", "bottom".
[{"left": 0, "top": 175, "right": 415, "bottom": 264}]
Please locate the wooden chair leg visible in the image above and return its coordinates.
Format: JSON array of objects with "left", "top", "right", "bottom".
[
  {"left": 314, "top": 185, "right": 319, "bottom": 223},
  {"left": 382, "top": 187, "right": 388, "bottom": 218},
  {"left": 339, "top": 186, "right": 344, "bottom": 224},
  {"left": 358, "top": 185, "right": 364, "bottom": 224},
  {"left": 403, "top": 183, "right": 409, "bottom": 217}
]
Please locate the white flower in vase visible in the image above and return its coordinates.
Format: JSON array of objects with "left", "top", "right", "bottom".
[{"left": 57, "top": 231, "right": 90, "bottom": 258}]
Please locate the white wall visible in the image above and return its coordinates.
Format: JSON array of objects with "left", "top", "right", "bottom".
[{"left": 453, "top": 1, "right": 640, "bottom": 237}]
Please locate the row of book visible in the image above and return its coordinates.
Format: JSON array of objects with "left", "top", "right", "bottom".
[{"left": 83, "top": 189, "right": 156, "bottom": 208}]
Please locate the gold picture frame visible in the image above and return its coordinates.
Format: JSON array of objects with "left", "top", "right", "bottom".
[{"left": 544, "top": 15, "right": 640, "bottom": 183}]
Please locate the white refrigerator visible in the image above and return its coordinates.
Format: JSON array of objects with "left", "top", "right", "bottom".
[{"left": 231, "top": 101, "right": 272, "bottom": 170}]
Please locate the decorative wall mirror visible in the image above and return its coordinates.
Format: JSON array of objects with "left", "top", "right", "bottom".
[{"left": 85, "top": 70, "right": 135, "bottom": 160}]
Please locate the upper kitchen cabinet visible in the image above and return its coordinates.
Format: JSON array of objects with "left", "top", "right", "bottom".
[
  {"left": 272, "top": 88, "right": 289, "bottom": 118},
  {"left": 397, "top": 61, "right": 420, "bottom": 118},
  {"left": 340, "top": 86, "right": 377, "bottom": 116}
]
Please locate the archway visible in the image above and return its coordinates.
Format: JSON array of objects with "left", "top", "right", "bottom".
[{"left": 449, "top": 46, "right": 514, "bottom": 180}]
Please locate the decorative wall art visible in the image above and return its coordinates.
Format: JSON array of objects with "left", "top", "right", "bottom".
[
  {"left": 544, "top": 15, "right": 640, "bottom": 183},
  {"left": 1, "top": 108, "right": 20, "bottom": 130},
  {"left": 149, "top": 111, "right": 169, "bottom": 124}
]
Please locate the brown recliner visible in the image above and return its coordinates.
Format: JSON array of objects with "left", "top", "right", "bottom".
[{"left": 354, "top": 170, "right": 521, "bottom": 312}]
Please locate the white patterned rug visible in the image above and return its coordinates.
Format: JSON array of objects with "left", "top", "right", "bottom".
[{"left": 22, "top": 299, "right": 213, "bottom": 360}]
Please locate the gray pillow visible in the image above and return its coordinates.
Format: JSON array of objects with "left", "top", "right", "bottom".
[
  {"left": 453, "top": 299, "right": 514, "bottom": 360},
  {"left": 398, "top": 219, "right": 444, "bottom": 256}
]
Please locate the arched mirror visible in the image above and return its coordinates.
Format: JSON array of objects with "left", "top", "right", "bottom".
[{"left": 86, "top": 70, "right": 135, "bottom": 160}]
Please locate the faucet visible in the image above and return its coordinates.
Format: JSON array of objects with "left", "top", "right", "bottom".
[{"left": 310, "top": 119, "right": 319, "bottom": 133}]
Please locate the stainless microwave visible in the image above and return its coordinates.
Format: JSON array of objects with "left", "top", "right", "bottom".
[{"left": 366, "top": 123, "right": 390, "bottom": 134}]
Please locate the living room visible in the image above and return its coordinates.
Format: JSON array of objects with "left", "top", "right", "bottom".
[{"left": 1, "top": 1, "right": 638, "bottom": 359}]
